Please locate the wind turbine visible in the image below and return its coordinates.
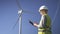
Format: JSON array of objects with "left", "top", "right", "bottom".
[{"left": 12, "top": 0, "right": 37, "bottom": 34}]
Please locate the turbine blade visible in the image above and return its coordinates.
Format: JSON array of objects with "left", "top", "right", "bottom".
[
  {"left": 22, "top": 10, "right": 38, "bottom": 17},
  {"left": 16, "top": 0, "right": 22, "bottom": 10},
  {"left": 12, "top": 15, "right": 20, "bottom": 30}
]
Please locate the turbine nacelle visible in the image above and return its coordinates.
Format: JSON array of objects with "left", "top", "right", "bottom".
[{"left": 18, "top": 10, "right": 23, "bottom": 14}]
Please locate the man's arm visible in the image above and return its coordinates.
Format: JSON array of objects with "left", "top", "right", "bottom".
[
  {"left": 42, "top": 16, "right": 47, "bottom": 28},
  {"left": 34, "top": 15, "right": 47, "bottom": 28}
]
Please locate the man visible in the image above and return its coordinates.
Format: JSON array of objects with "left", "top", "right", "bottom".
[{"left": 29, "top": 5, "right": 52, "bottom": 34}]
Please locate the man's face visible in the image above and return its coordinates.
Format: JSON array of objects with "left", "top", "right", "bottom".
[{"left": 39, "top": 10, "right": 45, "bottom": 15}]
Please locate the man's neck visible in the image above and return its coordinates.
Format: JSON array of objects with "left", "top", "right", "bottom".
[{"left": 42, "top": 14, "right": 47, "bottom": 16}]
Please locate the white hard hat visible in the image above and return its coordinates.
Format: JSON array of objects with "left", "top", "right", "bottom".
[{"left": 39, "top": 5, "right": 48, "bottom": 12}]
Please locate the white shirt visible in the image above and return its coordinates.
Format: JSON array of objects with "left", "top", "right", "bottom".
[{"left": 37, "top": 15, "right": 45, "bottom": 28}]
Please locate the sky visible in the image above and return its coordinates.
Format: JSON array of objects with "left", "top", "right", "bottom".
[{"left": 0, "top": 0, "right": 60, "bottom": 34}]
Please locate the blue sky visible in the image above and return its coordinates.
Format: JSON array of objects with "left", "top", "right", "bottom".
[{"left": 0, "top": 0, "right": 60, "bottom": 34}]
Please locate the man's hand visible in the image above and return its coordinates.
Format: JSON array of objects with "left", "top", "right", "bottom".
[
  {"left": 34, "top": 23, "right": 38, "bottom": 27},
  {"left": 29, "top": 20, "right": 38, "bottom": 27}
]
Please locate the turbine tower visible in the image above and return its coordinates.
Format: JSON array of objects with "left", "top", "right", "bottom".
[{"left": 18, "top": 10, "right": 22, "bottom": 34}]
